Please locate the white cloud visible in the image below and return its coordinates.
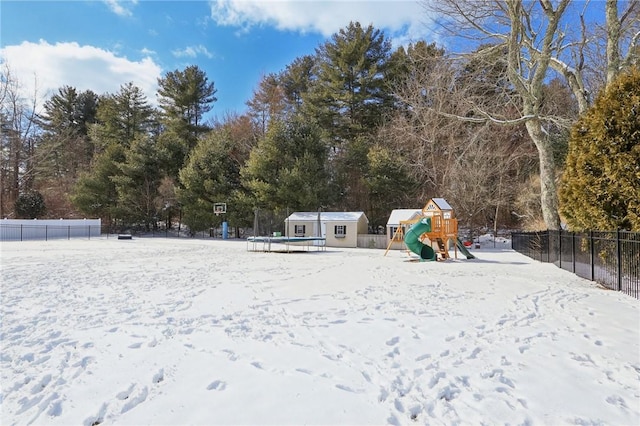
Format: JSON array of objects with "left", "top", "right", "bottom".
[
  {"left": 208, "top": 0, "right": 434, "bottom": 46},
  {"left": 172, "top": 45, "right": 215, "bottom": 59},
  {"left": 104, "top": 0, "right": 138, "bottom": 17},
  {"left": 0, "top": 40, "right": 162, "bottom": 110}
]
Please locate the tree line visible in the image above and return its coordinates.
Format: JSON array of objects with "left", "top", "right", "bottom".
[{"left": 1, "top": 1, "right": 638, "bottom": 234}]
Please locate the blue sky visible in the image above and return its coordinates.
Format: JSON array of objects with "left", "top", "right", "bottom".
[{"left": 1, "top": 0, "right": 429, "bottom": 120}]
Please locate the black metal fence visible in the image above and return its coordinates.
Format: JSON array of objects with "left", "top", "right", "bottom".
[{"left": 512, "top": 230, "right": 640, "bottom": 299}]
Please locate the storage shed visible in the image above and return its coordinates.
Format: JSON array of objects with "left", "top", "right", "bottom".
[
  {"left": 285, "top": 211, "right": 368, "bottom": 248},
  {"left": 385, "top": 209, "right": 422, "bottom": 250}
]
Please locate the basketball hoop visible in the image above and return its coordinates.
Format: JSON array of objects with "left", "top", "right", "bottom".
[{"left": 214, "top": 202, "right": 227, "bottom": 216}]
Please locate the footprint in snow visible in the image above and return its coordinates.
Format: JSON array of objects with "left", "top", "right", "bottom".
[
  {"left": 152, "top": 369, "right": 164, "bottom": 384},
  {"left": 120, "top": 386, "right": 148, "bottom": 414},
  {"left": 335, "top": 384, "right": 363, "bottom": 393},
  {"left": 207, "top": 380, "right": 227, "bottom": 391},
  {"left": 116, "top": 384, "right": 136, "bottom": 400},
  {"left": 386, "top": 336, "right": 400, "bottom": 346},
  {"left": 30, "top": 374, "right": 52, "bottom": 394},
  {"left": 83, "top": 402, "right": 107, "bottom": 426}
]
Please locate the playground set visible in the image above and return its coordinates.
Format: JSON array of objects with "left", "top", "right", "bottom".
[{"left": 385, "top": 198, "right": 475, "bottom": 261}]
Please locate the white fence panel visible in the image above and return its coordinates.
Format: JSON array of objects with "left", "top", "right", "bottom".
[
  {"left": 357, "top": 234, "right": 388, "bottom": 249},
  {"left": 0, "top": 219, "right": 101, "bottom": 241}
]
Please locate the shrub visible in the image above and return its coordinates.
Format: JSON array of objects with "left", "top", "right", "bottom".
[
  {"left": 15, "top": 191, "right": 47, "bottom": 219},
  {"left": 559, "top": 68, "right": 640, "bottom": 231}
]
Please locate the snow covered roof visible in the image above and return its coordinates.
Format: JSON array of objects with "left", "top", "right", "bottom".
[
  {"left": 386, "top": 209, "right": 422, "bottom": 226},
  {"left": 431, "top": 198, "right": 453, "bottom": 211},
  {"left": 286, "top": 211, "right": 368, "bottom": 223}
]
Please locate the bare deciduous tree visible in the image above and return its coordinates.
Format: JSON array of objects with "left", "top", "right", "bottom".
[
  {"left": 422, "top": 0, "right": 639, "bottom": 229},
  {"left": 0, "top": 63, "right": 42, "bottom": 218},
  {"left": 383, "top": 52, "right": 536, "bottom": 233}
]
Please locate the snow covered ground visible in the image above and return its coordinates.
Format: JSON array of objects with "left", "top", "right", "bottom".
[{"left": 1, "top": 237, "right": 639, "bottom": 425}]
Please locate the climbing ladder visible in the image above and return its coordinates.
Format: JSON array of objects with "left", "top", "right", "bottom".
[{"left": 435, "top": 238, "right": 449, "bottom": 259}]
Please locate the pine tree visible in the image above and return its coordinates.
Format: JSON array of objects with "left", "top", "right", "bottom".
[
  {"left": 303, "top": 22, "right": 393, "bottom": 212},
  {"left": 306, "top": 21, "right": 392, "bottom": 145},
  {"left": 157, "top": 65, "right": 217, "bottom": 179},
  {"left": 37, "top": 86, "right": 98, "bottom": 178},
  {"left": 92, "top": 82, "right": 154, "bottom": 150},
  {"left": 157, "top": 65, "right": 216, "bottom": 136},
  {"left": 280, "top": 55, "right": 316, "bottom": 112},
  {"left": 178, "top": 128, "right": 243, "bottom": 232},
  {"left": 241, "top": 116, "right": 332, "bottom": 212},
  {"left": 71, "top": 144, "right": 125, "bottom": 223},
  {"left": 559, "top": 67, "right": 640, "bottom": 231},
  {"left": 111, "top": 135, "right": 164, "bottom": 230}
]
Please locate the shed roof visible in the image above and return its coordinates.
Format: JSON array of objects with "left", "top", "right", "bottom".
[
  {"left": 386, "top": 209, "right": 422, "bottom": 226},
  {"left": 286, "top": 211, "right": 368, "bottom": 222}
]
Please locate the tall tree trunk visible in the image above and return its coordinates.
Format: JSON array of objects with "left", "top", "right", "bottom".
[
  {"left": 606, "top": 0, "right": 621, "bottom": 85},
  {"left": 525, "top": 118, "right": 560, "bottom": 230}
]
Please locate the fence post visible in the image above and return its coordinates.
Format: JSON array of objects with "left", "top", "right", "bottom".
[
  {"left": 590, "top": 230, "right": 594, "bottom": 281},
  {"left": 558, "top": 229, "right": 562, "bottom": 269},
  {"left": 68, "top": 226, "right": 71, "bottom": 240},
  {"left": 617, "top": 229, "right": 622, "bottom": 291},
  {"left": 45, "top": 225, "right": 48, "bottom": 241},
  {"left": 572, "top": 232, "right": 576, "bottom": 273},
  {"left": 547, "top": 230, "right": 550, "bottom": 263},
  {"left": 20, "top": 224, "right": 23, "bottom": 241}
]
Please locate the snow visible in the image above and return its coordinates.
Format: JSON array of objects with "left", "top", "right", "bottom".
[{"left": 1, "top": 237, "right": 639, "bottom": 425}]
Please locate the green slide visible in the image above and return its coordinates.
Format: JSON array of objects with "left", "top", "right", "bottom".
[
  {"left": 455, "top": 238, "right": 476, "bottom": 259},
  {"left": 404, "top": 218, "right": 437, "bottom": 261}
]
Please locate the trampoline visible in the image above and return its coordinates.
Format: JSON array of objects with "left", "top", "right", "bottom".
[{"left": 247, "top": 236, "right": 326, "bottom": 252}]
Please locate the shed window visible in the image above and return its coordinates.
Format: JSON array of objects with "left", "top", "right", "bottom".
[
  {"left": 294, "top": 225, "right": 305, "bottom": 236},
  {"left": 335, "top": 225, "right": 346, "bottom": 238},
  {"left": 389, "top": 226, "right": 403, "bottom": 241}
]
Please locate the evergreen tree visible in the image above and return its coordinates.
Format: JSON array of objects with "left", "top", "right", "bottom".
[
  {"left": 158, "top": 65, "right": 217, "bottom": 132},
  {"left": 92, "top": 82, "right": 154, "bottom": 150},
  {"left": 157, "top": 65, "right": 217, "bottom": 179},
  {"left": 559, "top": 67, "right": 640, "bottom": 231},
  {"left": 241, "top": 116, "right": 332, "bottom": 212},
  {"left": 306, "top": 21, "right": 392, "bottom": 145},
  {"left": 303, "top": 22, "right": 394, "bottom": 212},
  {"left": 387, "top": 40, "right": 444, "bottom": 98},
  {"left": 14, "top": 190, "right": 46, "bottom": 218},
  {"left": 72, "top": 83, "right": 155, "bottom": 226},
  {"left": 365, "top": 144, "right": 416, "bottom": 228},
  {"left": 37, "top": 86, "right": 98, "bottom": 178},
  {"left": 178, "top": 129, "right": 243, "bottom": 232},
  {"left": 71, "top": 144, "right": 126, "bottom": 223},
  {"left": 280, "top": 55, "right": 316, "bottom": 112},
  {"left": 111, "top": 135, "right": 164, "bottom": 230},
  {"left": 35, "top": 86, "right": 99, "bottom": 217}
]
